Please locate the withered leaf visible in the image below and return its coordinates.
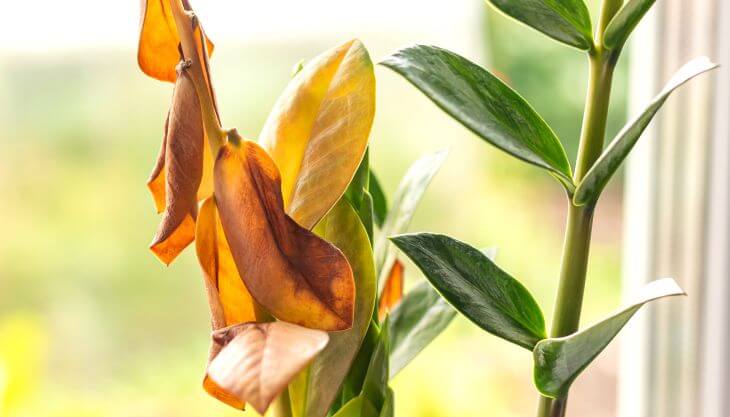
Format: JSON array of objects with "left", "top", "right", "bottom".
[
  {"left": 378, "top": 259, "right": 404, "bottom": 321},
  {"left": 214, "top": 140, "right": 355, "bottom": 331}
]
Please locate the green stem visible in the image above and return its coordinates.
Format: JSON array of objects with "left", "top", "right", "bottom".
[
  {"left": 536, "top": 1, "right": 622, "bottom": 415},
  {"left": 272, "top": 388, "right": 294, "bottom": 417}
]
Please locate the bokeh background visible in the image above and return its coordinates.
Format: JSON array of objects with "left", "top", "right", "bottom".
[{"left": 0, "top": 1, "right": 632, "bottom": 416}]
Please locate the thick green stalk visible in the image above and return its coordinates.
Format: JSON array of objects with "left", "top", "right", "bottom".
[{"left": 536, "top": 1, "right": 622, "bottom": 416}]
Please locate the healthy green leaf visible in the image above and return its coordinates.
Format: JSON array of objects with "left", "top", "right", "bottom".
[
  {"left": 379, "top": 388, "right": 394, "bottom": 417},
  {"left": 388, "top": 281, "right": 457, "bottom": 377},
  {"left": 292, "top": 199, "right": 377, "bottom": 417},
  {"left": 331, "top": 396, "right": 379, "bottom": 417},
  {"left": 533, "top": 278, "right": 685, "bottom": 398},
  {"left": 369, "top": 171, "right": 388, "bottom": 228},
  {"left": 391, "top": 233, "right": 546, "bottom": 350},
  {"left": 374, "top": 150, "right": 448, "bottom": 279},
  {"left": 361, "top": 317, "right": 390, "bottom": 410},
  {"left": 381, "top": 46, "right": 573, "bottom": 188},
  {"left": 485, "top": 0, "right": 593, "bottom": 49},
  {"left": 574, "top": 57, "right": 718, "bottom": 206},
  {"left": 603, "top": 0, "right": 656, "bottom": 50}
]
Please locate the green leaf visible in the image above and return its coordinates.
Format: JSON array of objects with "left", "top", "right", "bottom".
[
  {"left": 345, "top": 149, "right": 371, "bottom": 210},
  {"left": 369, "top": 171, "right": 388, "bottom": 228},
  {"left": 331, "top": 396, "right": 379, "bottom": 417},
  {"left": 391, "top": 233, "right": 546, "bottom": 350},
  {"left": 533, "top": 278, "right": 685, "bottom": 398},
  {"left": 374, "top": 150, "right": 448, "bottom": 280},
  {"left": 574, "top": 57, "right": 718, "bottom": 206},
  {"left": 388, "top": 281, "right": 457, "bottom": 377},
  {"left": 292, "top": 199, "right": 377, "bottom": 417},
  {"left": 603, "top": 0, "right": 655, "bottom": 50},
  {"left": 379, "top": 388, "right": 394, "bottom": 417},
  {"left": 361, "top": 317, "right": 390, "bottom": 410},
  {"left": 381, "top": 46, "right": 573, "bottom": 189},
  {"left": 485, "top": 0, "right": 593, "bottom": 49}
]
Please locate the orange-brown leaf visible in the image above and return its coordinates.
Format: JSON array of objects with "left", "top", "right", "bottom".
[
  {"left": 378, "top": 259, "right": 404, "bottom": 321},
  {"left": 214, "top": 140, "right": 355, "bottom": 331},
  {"left": 137, "top": 0, "right": 214, "bottom": 82},
  {"left": 149, "top": 66, "right": 203, "bottom": 264},
  {"left": 207, "top": 322, "right": 328, "bottom": 414}
]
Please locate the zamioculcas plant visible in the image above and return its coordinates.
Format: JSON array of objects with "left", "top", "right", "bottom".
[
  {"left": 137, "top": 1, "right": 455, "bottom": 416},
  {"left": 382, "top": 0, "right": 718, "bottom": 416}
]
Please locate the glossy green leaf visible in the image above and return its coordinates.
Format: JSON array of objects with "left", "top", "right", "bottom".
[
  {"left": 331, "top": 396, "right": 379, "bottom": 417},
  {"left": 292, "top": 199, "right": 377, "bottom": 417},
  {"left": 379, "top": 388, "right": 394, "bottom": 417},
  {"left": 388, "top": 281, "right": 457, "bottom": 377},
  {"left": 603, "top": 0, "right": 656, "bottom": 50},
  {"left": 369, "top": 171, "right": 388, "bottom": 228},
  {"left": 485, "top": 0, "right": 593, "bottom": 49},
  {"left": 361, "top": 317, "right": 389, "bottom": 410},
  {"left": 381, "top": 46, "right": 573, "bottom": 188},
  {"left": 534, "top": 278, "right": 685, "bottom": 398},
  {"left": 574, "top": 57, "right": 718, "bottom": 206},
  {"left": 374, "top": 150, "right": 448, "bottom": 280},
  {"left": 391, "top": 233, "right": 546, "bottom": 350}
]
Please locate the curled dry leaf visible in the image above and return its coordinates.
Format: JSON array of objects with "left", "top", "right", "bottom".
[
  {"left": 260, "top": 39, "right": 376, "bottom": 230},
  {"left": 148, "top": 66, "right": 204, "bottom": 265},
  {"left": 214, "top": 140, "right": 356, "bottom": 331},
  {"left": 137, "top": 0, "right": 214, "bottom": 82},
  {"left": 207, "top": 321, "right": 329, "bottom": 414},
  {"left": 378, "top": 260, "right": 404, "bottom": 321}
]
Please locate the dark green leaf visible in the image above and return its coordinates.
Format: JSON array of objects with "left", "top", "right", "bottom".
[
  {"left": 345, "top": 149, "right": 370, "bottom": 210},
  {"left": 379, "top": 388, "right": 394, "bottom": 417},
  {"left": 574, "top": 57, "right": 717, "bottom": 206},
  {"left": 344, "top": 320, "right": 380, "bottom": 397},
  {"left": 603, "top": 0, "right": 656, "bottom": 50},
  {"left": 534, "top": 278, "right": 685, "bottom": 398},
  {"left": 374, "top": 150, "right": 448, "bottom": 279},
  {"left": 361, "top": 317, "right": 390, "bottom": 410},
  {"left": 485, "top": 0, "right": 593, "bottom": 49},
  {"left": 388, "top": 281, "right": 457, "bottom": 377},
  {"left": 369, "top": 171, "right": 388, "bottom": 228},
  {"left": 292, "top": 200, "right": 376, "bottom": 417},
  {"left": 391, "top": 233, "right": 546, "bottom": 350},
  {"left": 381, "top": 46, "right": 573, "bottom": 188}
]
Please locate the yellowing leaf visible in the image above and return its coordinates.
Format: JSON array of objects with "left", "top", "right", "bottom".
[
  {"left": 137, "top": 0, "right": 214, "bottom": 82},
  {"left": 207, "top": 322, "right": 328, "bottom": 414},
  {"left": 214, "top": 140, "right": 355, "bottom": 331},
  {"left": 378, "top": 260, "right": 404, "bottom": 321},
  {"left": 260, "top": 39, "right": 376, "bottom": 230}
]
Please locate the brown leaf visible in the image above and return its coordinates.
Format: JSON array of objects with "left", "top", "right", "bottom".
[
  {"left": 378, "top": 259, "right": 404, "bottom": 321},
  {"left": 149, "top": 65, "right": 204, "bottom": 265},
  {"left": 214, "top": 140, "right": 355, "bottom": 331},
  {"left": 137, "top": 0, "right": 214, "bottom": 82},
  {"left": 207, "top": 321, "right": 328, "bottom": 414}
]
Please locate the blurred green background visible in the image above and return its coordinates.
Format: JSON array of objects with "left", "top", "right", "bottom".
[{"left": 0, "top": 1, "right": 628, "bottom": 416}]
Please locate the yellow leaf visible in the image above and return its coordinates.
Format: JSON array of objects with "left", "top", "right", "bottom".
[{"left": 260, "top": 39, "right": 375, "bottom": 230}]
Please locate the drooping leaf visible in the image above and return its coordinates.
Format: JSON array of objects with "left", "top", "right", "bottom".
[
  {"left": 388, "top": 281, "right": 457, "bottom": 377},
  {"left": 368, "top": 171, "right": 388, "bottom": 228},
  {"left": 260, "top": 39, "right": 376, "bottom": 230},
  {"left": 603, "top": 0, "right": 656, "bottom": 50},
  {"left": 381, "top": 46, "right": 573, "bottom": 188},
  {"left": 485, "top": 0, "right": 593, "bottom": 50},
  {"left": 331, "top": 396, "right": 379, "bottom": 417},
  {"left": 391, "top": 233, "right": 546, "bottom": 349},
  {"left": 149, "top": 65, "right": 203, "bottom": 265},
  {"left": 291, "top": 199, "right": 377, "bottom": 417},
  {"left": 378, "top": 260, "right": 404, "bottom": 321},
  {"left": 534, "top": 278, "right": 685, "bottom": 398},
  {"left": 214, "top": 140, "right": 355, "bottom": 331},
  {"left": 374, "top": 150, "right": 448, "bottom": 280},
  {"left": 206, "top": 321, "right": 328, "bottom": 414},
  {"left": 574, "top": 57, "right": 718, "bottom": 206},
  {"left": 361, "top": 317, "right": 390, "bottom": 410},
  {"left": 137, "top": 0, "right": 214, "bottom": 82}
]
